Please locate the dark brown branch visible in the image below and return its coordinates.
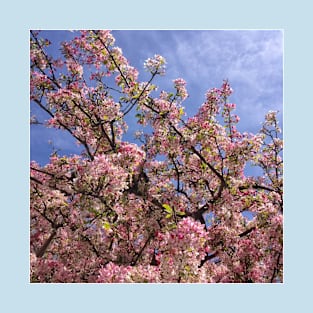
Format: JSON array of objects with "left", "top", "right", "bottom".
[
  {"left": 170, "top": 156, "right": 181, "bottom": 193},
  {"left": 191, "top": 146, "right": 226, "bottom": 186},
  {"left": 30, "top": 31, "right": 62, "bottom": 89},
  {"left": 199, "top": 251, "right": 219, "bottom": 268},
  {"left": 239, "top": 184, "right": 276, "bottom": 193},
  {"left": 81, "top": 235, "right": 100, "bottom": 258},
  {"left": 239, "top": 226, "right": 256, "bottom": 238},
  {"left": 33, "top": 205, "right": 55, "bottom": 227},
  {"left": 270, "top": 252, "right": 282, "bottom": 283},
  {"left": 131, "top": 233, "right": 153, "bottom": 266},
  {"left": 30, "top": 174, "right": 74, "bottom": 198},
  {"left": 93, "top": 30, "right": 130, "bottom": 90},
  {"left": 199, "top": 226, "right": 258, "bottom": 267},
  {"left": 110, "top": 121, "right": 116, "bottom": 151},
  {"left": 30, "top": 176, "right": 45, "bottom": 186},
  {"left": 31, "top": 166, "right": 56, "bottom": 178},
  {"left": 36, "top": 229, "right": 57, "bottom": 258},
  {"left": 186, "top": 206, "right": 208, "bottom": 225}
]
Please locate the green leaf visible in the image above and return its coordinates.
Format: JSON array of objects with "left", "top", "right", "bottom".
[
  {"left": 165, "top": 213, "right": 172, "bottom": 219},
  {"left": 162, "top": 204, "right": 173, "bottom": 214},
  {"left": 176, "top": 211, "right": 186, "bottom": 217},
  {"left": 201, "top": 162, "right": 207, "bottom": 170},
  {"left": 167, "top": 222, "right": 177, "bottom": 230},
  {"left": 102, "top": 221, "right": 111, "bottom": 231},
  {"left": 184, "top": 265, "right": 191, "bottom": 272}
]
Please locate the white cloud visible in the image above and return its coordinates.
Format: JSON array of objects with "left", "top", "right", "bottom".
[{"left": 158, "top": 30, "right": 283, "bottom": 131}]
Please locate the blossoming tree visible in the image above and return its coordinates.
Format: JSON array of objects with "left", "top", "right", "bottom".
[{"left": 30, "top": 30, "right": 283, "bottom": 283}]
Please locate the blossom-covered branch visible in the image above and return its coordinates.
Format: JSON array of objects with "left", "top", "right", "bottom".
[{"left": 30, "top": 30, "right": 283, "bottom": 283}]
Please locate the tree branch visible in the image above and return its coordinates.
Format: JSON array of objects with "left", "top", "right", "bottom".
[
  {"left": 131, "top": 232, "right": 153, "bottom": 266},
  {"left": 199, "top": 251, "right": 219, "bottom": 268},
  {"left": 35, "top": 229, "right": 57, "bottom": 258},
  {"left": 238, "top": 226, "right": 256, "bottom": 238}
]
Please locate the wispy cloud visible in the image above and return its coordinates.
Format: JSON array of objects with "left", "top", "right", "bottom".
[{"left": 156, "top": 30, "right": 283, "bottom": 131}]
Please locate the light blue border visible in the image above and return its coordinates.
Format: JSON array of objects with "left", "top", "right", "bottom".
[{"left": 2, "top": 0, "right": 312, "bottom": 312}]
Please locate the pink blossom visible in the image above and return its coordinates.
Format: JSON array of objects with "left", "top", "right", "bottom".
[
  {"left": 144, "top": 54, "right": 166, "bottom": 75},
  {"left": 30, "top": 30, "right": 283, "bottom": 283}
]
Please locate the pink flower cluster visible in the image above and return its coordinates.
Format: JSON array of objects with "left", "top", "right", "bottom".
[
  {"left": 144, "top": 54, "right": 166, "bottom": 75},
  {"left": 65, "top": 59, "right": 83, "bottom": 78},
  {"left": 155, "top": 218, "right": 209, "bottom": 282},
  {"left": 173, "top": 78, "right": 188, "bottom": 101},
  {"left": 30, "top": 30, "right": 283, "bottom": 283},
  {"left": 97, "top": 263, "right": 161, "bottom": 283}
]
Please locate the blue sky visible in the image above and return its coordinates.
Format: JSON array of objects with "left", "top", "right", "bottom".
[{"left": 30, "top": 30, "right": 283, "bottom": 166}]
